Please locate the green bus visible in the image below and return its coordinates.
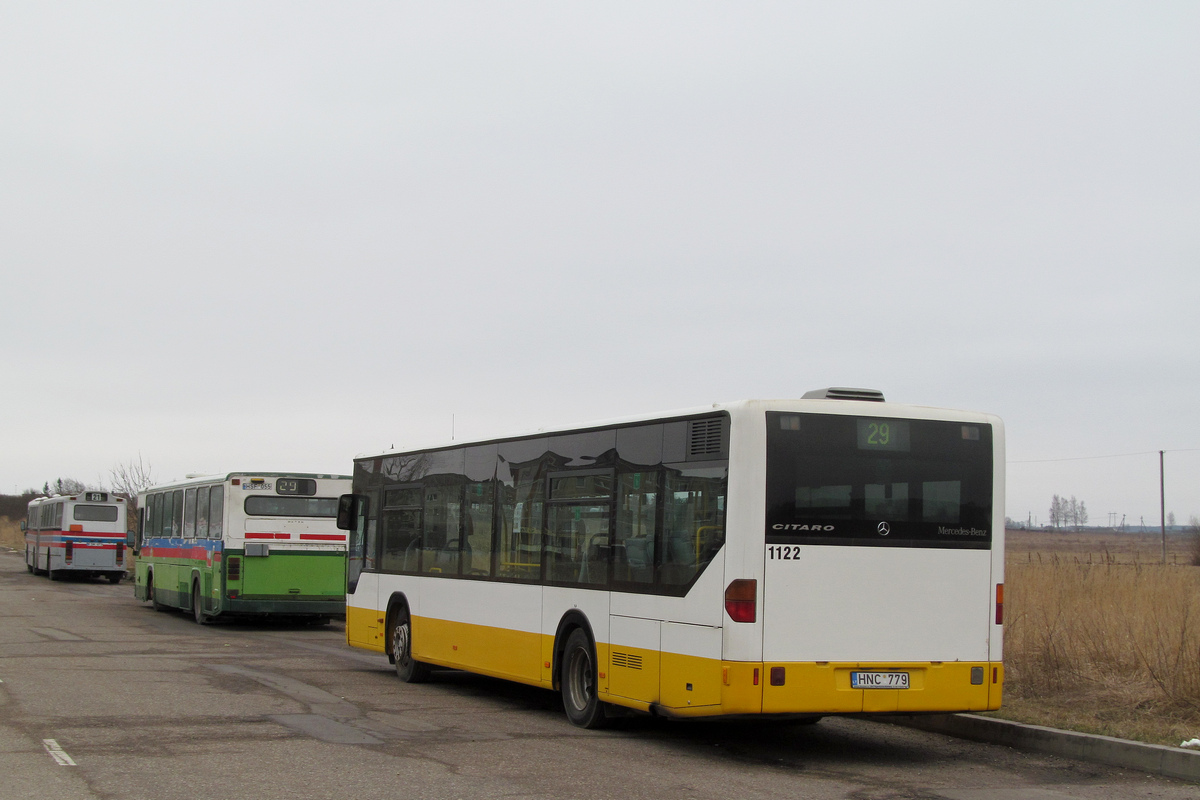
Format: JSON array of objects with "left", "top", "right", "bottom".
[{"left": 131, "top": 472, "right": 351, "bottom": 624}]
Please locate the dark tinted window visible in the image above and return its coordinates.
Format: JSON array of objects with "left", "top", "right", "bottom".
[
  {"left": 244, "top": 496, "right": 339, "bottom": 517},
  {"left": 183, "top": 489, "right": 197, "bottom": 538},
  {"left": 196, "top": 486, "right": 210, "bottom": 538},
  {"left": 74, "top": 505, "right": 119, "bottom": 522},
  {"left": 765, "top": 413, "right": 993, "bottom": 549},
  {"left": 209, "top": 486, "right": 224, "bottom": 538}
]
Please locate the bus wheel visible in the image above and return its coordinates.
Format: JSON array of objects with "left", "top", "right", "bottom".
[
  {"left": 149, "top": 577, "right": 168, "bottom": 612},
  {"left": 48, "top": 569, "right": 60, "bottom": 581},
  {"left": 191, "top": 581, "right": 208, "bottom": 625},
  {"left": 561, "top": 628, "right": 608, "bottom": 729},
  {"left": 107, "top": 573, "right": 122, "bottom": 584},
  {"left": 390, "top": 606, "right": 431, "bottom": 683}
]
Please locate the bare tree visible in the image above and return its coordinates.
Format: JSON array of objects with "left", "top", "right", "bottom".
[
  {"left": 1189, "top": 516, "right": 1200, "bottom": 567},
  {"left": 109, "top": 455, "right": 156, "bottom": 510}
]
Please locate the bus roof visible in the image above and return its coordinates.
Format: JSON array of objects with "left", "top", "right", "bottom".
[
  {"left": 356, "top": 396, "right": 1001, "bottom": 461},
  {"left": 139, "top": 472, "right": 352, "bottom": 494}
]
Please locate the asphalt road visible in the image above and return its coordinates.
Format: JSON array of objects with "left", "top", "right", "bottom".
[{"left": 0, "top": 550, "right": 1192, "bottom": 800}]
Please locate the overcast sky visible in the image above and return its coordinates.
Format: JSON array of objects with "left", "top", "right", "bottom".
[{"left": 2, "top": 2, "right": 1197, "bottom": 526}]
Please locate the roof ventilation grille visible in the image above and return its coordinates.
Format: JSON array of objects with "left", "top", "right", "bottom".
[
  {"left": 687, "top": 418, "right": 725, "bottom": 457},
  {"left": 802, "top": 387, "right": 886, "bottom": 402}
]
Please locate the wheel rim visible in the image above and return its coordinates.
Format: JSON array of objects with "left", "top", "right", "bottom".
[
  {"left": 393, "top": 620, "right": 411, "bottom": 668},
  {"left": 566, "top": 646, "right": 594, "bottom": 712}
]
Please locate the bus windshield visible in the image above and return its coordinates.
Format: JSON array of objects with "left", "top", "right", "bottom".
[{"left": 765, "top": 412, "right": 993, "bottom": 549}]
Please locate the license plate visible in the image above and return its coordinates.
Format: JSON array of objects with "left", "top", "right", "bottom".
[{"left": 851, "top": 671, "right": 909, "bottom": 689}]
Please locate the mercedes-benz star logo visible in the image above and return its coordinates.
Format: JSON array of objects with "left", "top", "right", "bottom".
[{"left": 877, "top": 521, "right": 891, "bottom": 536}]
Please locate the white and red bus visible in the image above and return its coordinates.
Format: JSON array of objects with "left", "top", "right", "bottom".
[
  {"left": 337, "top": 389, "right": 1005, "bottom": 727},
  {"left": 24, "top": 492, "right": 128, "bottom": 582}
]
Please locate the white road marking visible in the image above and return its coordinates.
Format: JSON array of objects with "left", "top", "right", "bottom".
[{"left": 42, "top": 739, "right": 76, "bottom": 766}]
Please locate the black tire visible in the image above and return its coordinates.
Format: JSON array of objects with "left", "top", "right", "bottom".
[
  {"left": 48, "top": 568, "right": 60, "bottom": 581},
  {"left": 390, "top": 606, "right": 431, "bottom": 683},
  {"left": 191, "top": 581, "right": 207, "bottom": 625},
  {"left": 149, "top": 576, "right": 168, "bottom": 612},
  {"left": 560, "top": 628, "right": 608, "bottom": 729},
  {"left": 107, "top": 573, "right": 122, "bottom": 584}
]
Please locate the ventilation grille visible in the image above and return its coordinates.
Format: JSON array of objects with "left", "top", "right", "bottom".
[
  {"left": 611, "top": 651, "right": 643, "bottom": 670},
  {"left": 801, "top": 387, "right": 886, "bottom": 402},
  {"left": 687, "top": 418, "right": 725, "bottom": 457}
]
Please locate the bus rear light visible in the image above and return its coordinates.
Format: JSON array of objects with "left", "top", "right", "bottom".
[
  {"left": 70, "top": 524, "right": 82, "bottom": 532},
  {"left": 770, "top": 667, "right": 786, "bottom": 686},
  {"left": 753, "top": 668, "right": 760, "bottom": 686},
  {"left": 995, "top": 583, "right": 1004, "bottom": 625},
  {"left": 65, "top": 542, "right": 73, "bottom": 564},
  {"left": 724, "top": 579, "right": 757, "bottom": 623},
  {"left": 227, "top": 557, "right": 241, "bottom": 581}
]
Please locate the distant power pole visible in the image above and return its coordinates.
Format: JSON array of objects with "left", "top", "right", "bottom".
[{"left": 1160, "top": 450, "right": 1166, "bottom": 564}]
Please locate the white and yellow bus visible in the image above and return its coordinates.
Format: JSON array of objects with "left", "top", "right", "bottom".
[{"left": 338, "top": 390, "right": 1004, "bottom": 727}]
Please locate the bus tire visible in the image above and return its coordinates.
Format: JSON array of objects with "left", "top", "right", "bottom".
[
  {"left": 107, "top": 573, "right": 122, "bottom": 584},
  {"left": 191, "top": 581, "right": 208, "bottom": 625},
  {"left": 48, "top": 568, "right": 60, "bottom": 581},
  {"left": 561, "top": 628, "right": 608, "bottom": 729},
  {"left": 390, "top": 606, "right": 431, "bottom": 683},
  {"left": 149, "top": 575, "right": 168, "bottom": 612}
]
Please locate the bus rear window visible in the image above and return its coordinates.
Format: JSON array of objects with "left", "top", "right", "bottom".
[
  {"left": 765, "top": 412, "right": 993, "bottom": 549},
  {"left": 74, "top": 505, "right": 119, "bottom": 522},
  {"left": 244, "top": 496, "right": 339, "bottom": 518}
]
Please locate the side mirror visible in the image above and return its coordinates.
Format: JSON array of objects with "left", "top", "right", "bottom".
[
  {"left": 20, "top": 520, "right": 27, "bottom": 531},
  {"left": 125, "top": 531, "right": 136, "bottom": 547},
  {"left": 336, "top": 494, "right": 355, "bottom": 531}
]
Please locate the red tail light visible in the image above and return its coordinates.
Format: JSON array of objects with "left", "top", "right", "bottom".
[
  {"left": 724, "top": 579, "right": 757, "bottom": 623},
  {"left": 995, "top": 583, "right": 1004, "bottom": 625},
  {"left": 65, "top": 542, "right": 73, "bottom": 564}
]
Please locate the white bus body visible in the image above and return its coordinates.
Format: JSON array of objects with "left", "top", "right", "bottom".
[
  {"left": 341, "top": 392, "right": 1004, "bottom": 725},
  {"left": 25, "top": 492, "right": 128, "bottom": 582}
]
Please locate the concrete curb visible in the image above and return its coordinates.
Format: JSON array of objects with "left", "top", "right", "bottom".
[{"left": 880, "top": 713, "right": 1200, "bottom": 783}]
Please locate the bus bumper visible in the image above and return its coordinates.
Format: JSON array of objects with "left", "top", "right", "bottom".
[
  {"left": 222, "top": 597, "right": 346, "bottom": 617},
  {"left": 625, "top": 660, "right": 1003, "bottom": 719}
]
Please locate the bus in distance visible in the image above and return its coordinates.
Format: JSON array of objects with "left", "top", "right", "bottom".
[
  {"left": 23, "top": 492, "right": 128, "bottom": 582},
  {"left": 337, "top": 390, "right": 1005, "bottom": 727},
  {"left": 131, "top": 472, "right": 351, "bottom": 624}
]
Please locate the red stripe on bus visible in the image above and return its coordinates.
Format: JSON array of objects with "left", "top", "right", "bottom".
[
  {"left": 298, "top": 534, "right": 346, "bottom": 541},
  {"left": 245, "top": 533, "right": 291, "bottom": 540}
]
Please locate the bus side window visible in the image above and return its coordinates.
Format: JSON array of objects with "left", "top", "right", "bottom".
[
  {"left": 660, "top": 469, "right": 727, "bottom": 588},
  {"left": 209, "top": 486, "right": 224, "bottom": 539},
  {"left": 183, "top": 489, "right": 197, "bottom": 539},
  {"left": 149, "top": 494, "right": 162, "bottom": 541},
  {"left": 615, "top": 470, "right": 659, "bottom": 585},
  {"left": 159, "top": 492, "right": 173, "bottom": 538},
  {"left": 196, "top": 486, "right": 210, "bottom": 538},
  {"left": 172, "top": 490, "right": 184, "bottom": 537}
]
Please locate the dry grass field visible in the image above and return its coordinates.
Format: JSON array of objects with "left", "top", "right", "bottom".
[
  {"left": 0, "top": 517, "right": 24, "bottom": 551},
  {"left": 998, "top": 529, "right": 1200, "bottom": 746}
]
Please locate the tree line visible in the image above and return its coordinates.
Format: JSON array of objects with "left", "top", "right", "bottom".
[{"left": 1049, "top": 494, "right": 1088, "bottom": 530}]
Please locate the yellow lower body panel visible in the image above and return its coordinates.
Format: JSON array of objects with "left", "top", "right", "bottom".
[
  {"left": 346, "top": 605, "right": 385, "bottom": 652},
  {"left": 345, "top": 610, "right": 1003, "bottom": 717}
]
